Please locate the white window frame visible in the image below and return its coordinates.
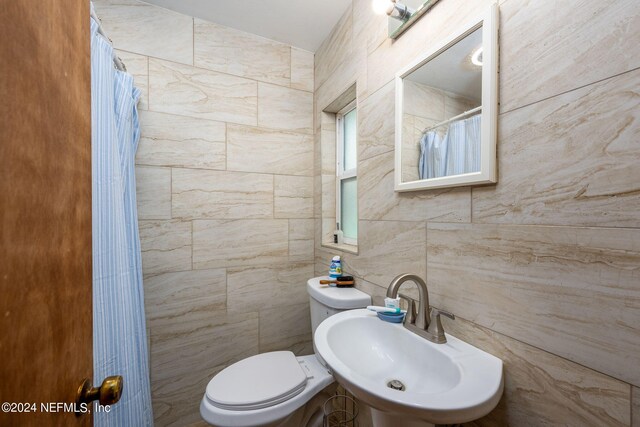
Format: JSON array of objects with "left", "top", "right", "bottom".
[{"left": 336, "top": 100, "right": 358, "bottom": 246}]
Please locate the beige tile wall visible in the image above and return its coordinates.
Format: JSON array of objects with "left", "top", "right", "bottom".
[
  {"left": 633, "top": 387, "right": 639, "bottom": 427},
  {"left": 401, "top": 81, "right": 478, "bottom": 182},
  {"left": 314, "top": 0, "right": 640, "bottom": 425},
  {"left": 94, "top": 1, "right": 314, "bottom": 425}
]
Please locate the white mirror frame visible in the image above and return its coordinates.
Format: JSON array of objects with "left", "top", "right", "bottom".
[{"left": 394, "top": 3, "right": 499, "bottom": 192}]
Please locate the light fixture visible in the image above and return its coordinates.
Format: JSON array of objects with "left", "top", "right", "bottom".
[
  {"left": 471, "top": 47, "right": 483, "bottom": 66},
  {"left": 372, "top": 0, "right": 414, "bottom": 21}
]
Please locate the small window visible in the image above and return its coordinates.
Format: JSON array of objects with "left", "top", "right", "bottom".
[{"left": 336, "top": 101, "right": 358, "bottom": 246}]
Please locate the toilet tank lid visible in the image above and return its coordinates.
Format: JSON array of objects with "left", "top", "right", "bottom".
[{"left": 307, "top": 277, "right": 372, "bottom": 309}]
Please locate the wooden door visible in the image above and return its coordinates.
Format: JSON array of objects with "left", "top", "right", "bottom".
[{"left": 0, "top": 0, "right": 93, "bottom": 426}]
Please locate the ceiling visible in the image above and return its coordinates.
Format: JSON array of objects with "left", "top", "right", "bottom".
[
  {"left": 143, "top": 0, "right": 352, "bottom": 52},
  {"left": 406, "top": 27, "right": 483, "bottom": 100}
]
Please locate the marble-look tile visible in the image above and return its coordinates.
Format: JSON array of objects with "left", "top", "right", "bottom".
[
  {"left": 352, "top": 278, "right": 387, "bottom": 307},
  {"left": 315, "top": 6, "right": 353, "bottom": 91},
  {"left": 152, "top": 364, "right": 222, "bottom": 427},
  {"left": 444, "top": 317, "right": 631, "bottom": 426},
  {"left": 340, "top": 220, "right": 426, "bottom": 288},
  {"left": 274, "top": 175, "right": 313, "bottom": 219},
  {"left": 320, "top": 112, "right": 337, "bottom": 175},
  {"left": 315, "top": 59, "right": 360, "bottom": 117},
  {"left": 359, "top": 151, "right": 471, "bottom": 222},
  {"left": 115, "top": 49, "right": 148, "bottom": 110},
  {"left": 149, "top": 58, "right": 257, "bottom": 126},
  {"left": 290, "top": 48, "right": 314, "bottom": 92},
  {"left": 136, "top": 166, "right": 171, "bottom": 220},
  {"left": 290, "top": 236, "right": 315, "bottom": 264},
  {"left": 136, "top": 111, "right": 226, "bottom": 170},
  {"left": 313, "top": 174, "right": 322, "bottom": 219},
  {"left": 403, "top": 80, "right": 446, "bottom": 122},
  {"left": 172, "top": 168, "right": 274, "bottom": 220},
  {"left": 150, "top": 313, "right": 259, "bottom": 426},
  {"left": 227, "top": 263, "right": 314, "bottom": 313},
  {"left": 321, "top": 174, "right": 336, "bottom": 219},
  {"left": 194, "top": 19, "right": 291, "bottom": 86},
  {"left": 633, "top": 387, "right": 639, "bottom": 427},
  {"left": 427, "top": 223, "right": 640, "bottom": 386},
  {"left": 473, "top": 69, "right": 640, "bottom": 227},
  {"left": 357, "top": 81, "right": 396, "bottom": 162},
  {"left": 139, "top": 220, "right": 191, "bottom": 275},
  {"left": 499, "top": 0, "right": 640, "bottom": 113},
  {"left": 258, "top": 83, "right": 313, "bottom": 133},
  {"left": 352, "top": 0, "right": 388, "bottom": 56},
  {"left": 192, "top": 219, "right": 288, "bottom": 269},
  {"left": 144, "top": 268, "right": 226, "bottom": 323},
  {"left": 289, "top": 219, "right": 315, "bottom": 262},
  {"left": 93, "top": 0, "right": 193, "bottom": 65},
  {"left": 259, "top": 302, "right": 312, "bottom": 353},
  {"left": 150, "top": 311, "right": 259, "bottom": 378},
  {"left": 226, "top": 124, "right": 313, "bottom": 176}
]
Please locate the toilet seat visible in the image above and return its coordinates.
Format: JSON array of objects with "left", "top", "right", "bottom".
[
  {"left": 206, "top": 351, "right": 308, "bottom": 411},
  {"left": 201, "top": 354, "right": 334, "bottom": 427}
]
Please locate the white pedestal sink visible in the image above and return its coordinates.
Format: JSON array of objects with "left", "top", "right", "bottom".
[{"left": 314, "top": 309, "right": 503, "bottom": 426}]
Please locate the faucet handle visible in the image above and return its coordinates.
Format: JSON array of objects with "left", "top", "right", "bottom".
[
  {"left": 398, "top": 293, "right": 417, "bottom": 325},
  {"left": 427, "top": 308, "right": 455, "bottom": 344},
  {"left": 432, "top": 308, "right": 455, "bottom": 320}
]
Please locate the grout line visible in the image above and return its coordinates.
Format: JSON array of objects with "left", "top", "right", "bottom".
[
  {"left": 630, "top": 385, "right": 634, "bottom": 427},
  {"left": 141, "top": 103, "right": 315, "bottom": 135},
  {"left": 136, "top": 106, "right": 313, "bottom": 136},
  {"left": 499, "top": 65, "right": 640, "bottom": 117},
  {"left": 142, "top": 163, "right": 313, "bottom": 178},
  {"left": 116, "top": 47, "right": 313, "bottom": 94},
  {"left": 449, "top": 312, "right": 636, "bottom": 386},
  {"left": 192, "top": 17, "right": 195, "bottom": 67}
]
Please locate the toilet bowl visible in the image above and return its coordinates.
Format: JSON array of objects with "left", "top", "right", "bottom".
[{"left": 200, "top": 277, "right": 371, "bottom": 427}]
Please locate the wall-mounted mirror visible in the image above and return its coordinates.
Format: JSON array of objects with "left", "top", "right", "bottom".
[{"left": 394, "top": 4, "right": 498, "bottom": 192}]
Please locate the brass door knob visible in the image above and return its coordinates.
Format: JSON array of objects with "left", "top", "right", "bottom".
[{"left": 76, "top": 376, "right": 123, "bottom": 406}]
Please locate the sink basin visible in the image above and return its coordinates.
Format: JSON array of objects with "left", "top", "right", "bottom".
[{"left": 314, "top": 309, "right": 503, "bottom": 426}]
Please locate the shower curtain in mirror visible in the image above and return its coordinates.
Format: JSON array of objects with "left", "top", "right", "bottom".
[
  {"left": 91, "top": 14, "right": 153, "bottom": 427},
  {"left": 419, "top": 114, "right": 481, "bottom": 179}
]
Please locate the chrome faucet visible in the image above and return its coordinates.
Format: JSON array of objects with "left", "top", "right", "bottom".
[{"left": 386, "top": 273, "right": 455, "bottom": 344}]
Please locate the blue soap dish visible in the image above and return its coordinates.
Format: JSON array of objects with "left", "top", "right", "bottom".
[{"left": 377, "top": 311, "right": 405, "bottom": 323}]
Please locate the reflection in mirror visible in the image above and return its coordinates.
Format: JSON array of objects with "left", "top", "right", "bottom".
[
  {"left": 395, "top": 4, "right": 498, "bottom": 192},
  {"left": 402, "top": 27, "right": 482, "bottom": 183}
]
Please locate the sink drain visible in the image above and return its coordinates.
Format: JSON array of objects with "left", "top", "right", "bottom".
[{"left": 387, "top": 379, "right": 405, "bottom": 391}]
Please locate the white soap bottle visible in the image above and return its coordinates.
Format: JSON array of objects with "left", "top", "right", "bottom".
[{"left": 333, "top": 222, "right": 344, "bottom": 245}]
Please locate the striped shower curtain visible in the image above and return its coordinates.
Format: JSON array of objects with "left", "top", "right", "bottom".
[
  {"left": 419, "top": 114, "right": 482, "bottom": 179},
  {"left": 91, "top": 14, "right": 153, "bottom": 427}
]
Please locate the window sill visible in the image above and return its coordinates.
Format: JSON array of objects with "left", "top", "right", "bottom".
[{"left": 322, "top": 242, "right": 359, "bottom": 255}]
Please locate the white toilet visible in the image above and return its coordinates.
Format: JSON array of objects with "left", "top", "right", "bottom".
[{"left": 200, "top": 276, "right": 371, "bottom": 427}]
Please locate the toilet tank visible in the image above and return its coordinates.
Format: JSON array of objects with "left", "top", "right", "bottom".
[{"left": 307, "top": 277, "right": 371, "bottom": 335}]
